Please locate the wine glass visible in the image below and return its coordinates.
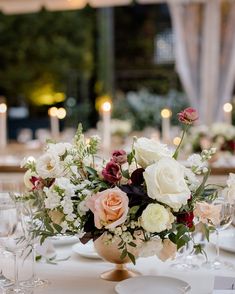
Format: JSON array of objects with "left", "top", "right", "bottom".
[
  {"left": 0, "top": 179, "right": 20, "bottom": 289},
  {"left": 203, "top": 197, "right": 234, "bottom": 270},
  {"left": 170, "top": 235, "right": 200, "bottom": 271},
  {"left": 0, "top": 194, "right": 31, "bottom": 294},
  {"left": 19, "top": 201, "right": 49, "bottom": 288}
]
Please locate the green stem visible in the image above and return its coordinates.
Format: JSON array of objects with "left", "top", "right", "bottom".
[{"left": 173, "top": 125, "right": 189, "bottom": 160}]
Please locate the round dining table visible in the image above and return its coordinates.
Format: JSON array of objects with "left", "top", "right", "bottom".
[{"left": 2, "top": 234, "right": 235, "bottom": 294}]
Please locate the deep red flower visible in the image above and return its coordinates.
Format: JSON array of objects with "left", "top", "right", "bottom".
[
  {"left": 178, "top": 107, "right": 198, "bottom": 125},
  {"left": 177, "top": 211, "right": 194, "bottom": 228},
  {"left": 30, "top": 176, "right": 44, "bottom": 191},
  {"left": 112, "top": 150, "right": 127, "bottom": 165},
  {"left": 131, "top": 168, "right": 145, "bottom": 186},
  {"left": 221, "top": 140, "right": 235, "bottom": 153},
  {"left": 102, "top": 161, "right": 122, "bottom": 184}
]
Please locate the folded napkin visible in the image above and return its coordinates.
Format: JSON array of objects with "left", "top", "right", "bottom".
[{"left": 213, "top": 276, "right": 235, "bottom": 293}]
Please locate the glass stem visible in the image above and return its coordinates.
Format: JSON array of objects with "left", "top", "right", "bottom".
[
  {"left": 215, "top": 229, "right": 220, "bottom": 261},
  {"left": 14, "top": 252, "right": 19, "bottom": 289},
  {"left": 31, "top": 243, "right": 36, "bottom": 282}
]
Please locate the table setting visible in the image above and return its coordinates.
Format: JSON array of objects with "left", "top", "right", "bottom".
[{"left": 0, "top": 107, "right": 235, "bottom": 294}]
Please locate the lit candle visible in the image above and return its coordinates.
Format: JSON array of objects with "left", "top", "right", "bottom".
[
  {"left": 0, "top": 103, "right": 7, "bottom": 149},
  {"left": 48, "top": 107, "right": 59, "bottom": 140},
  {"left": 223, "top": 103, "right": 233, "bottom": 125},
  {"left": 161, "top": 108, "right": 172, "bottom": 143},
  {"left": 101, "top": 101, "right": 111, "bottom": 152}
]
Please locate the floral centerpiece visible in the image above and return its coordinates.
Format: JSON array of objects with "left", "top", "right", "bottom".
[
  {"left": 185, "top": 122, "right": 235, "bottom": 154},
  {"left": 22, "top": 108, "right": 222, "bottom": 274}
]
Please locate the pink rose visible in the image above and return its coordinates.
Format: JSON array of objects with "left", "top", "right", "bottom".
[
  {"left": 87, "top": 187, "right": 129, "bottom": 229},
  {"left": 178, "top": 107, "right": 198, "bottom": 125},
  {"left": 102, "top": 161, "right": 122, "bottom": 184},
  {"left": 112, "top": 150, "right": 127, "bottom": 165},
  {"left": 194, "top": 202, "right": 221, "bottom": 225}
]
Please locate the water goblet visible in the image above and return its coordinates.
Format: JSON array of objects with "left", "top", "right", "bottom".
[
  {"left": 203, "top": 197, "right": 234, "bottom": 270},
  {"left": 0, "top": 194, "right": 31, "bottom": 294},
  {"left": 19, "top": 200, "right": 49, "bottom": 288}
]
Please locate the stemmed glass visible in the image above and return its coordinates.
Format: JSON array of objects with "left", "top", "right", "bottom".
[
  {"left": 170, "top": 234, "right": 200, "bottom": 271},
  {"left": 203, "top": 197, "right": 234, "bottom": 270},
  {"left": 19, "top": 200, "right": 49, "bottom": 288},
  {"left": 0, "top": 179, "right": 20, "bottom": 289},
  {"left": 0, "top": 193, "right": 31, "bottom": 294}
]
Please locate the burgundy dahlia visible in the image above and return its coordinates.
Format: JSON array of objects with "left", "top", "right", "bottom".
[
  {"left": 112, "top": 150, "right": 127, "bottom": 165},
  {"left": 178, "top": 107, "right": 198, "bottom": 125},
  {"left": 102, "top": 161, "right": 122, "bottom": 184}
]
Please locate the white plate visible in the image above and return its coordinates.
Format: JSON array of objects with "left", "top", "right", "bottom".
[
  {"left": 115, "top": 276, "right": 191, "bottom": 294},
  {"left": 72, "top": 242, "right": 101, "bottom": 259},
  {"left": 211, "top": 228, "right": 235, "bottom": 254},
  {"left": 50, "top": 235, "right": 78, "bottom": 246}
]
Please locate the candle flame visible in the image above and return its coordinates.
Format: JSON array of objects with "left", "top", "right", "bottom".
[
  {"left": 57, "top": 108, "right": 66, "bottom": 119},
  {"left": 48, "top": 107, "right": 58, "bottom": 117},
  {"left": 102, "top": 101, "right": 111, "bottom": 112},
  {"left": 0, "top": 103, "right": 7, "bottom": 113},
  {"left": 161, "top": 108, "right": 172, "bottom": 118},
  {"left": 223, "top": 103, "right": 233, "bottom": 113}
]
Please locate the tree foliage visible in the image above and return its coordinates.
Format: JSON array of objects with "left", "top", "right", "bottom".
[{"left": 0, "top": 8, "right": 95, "bottom": 105}]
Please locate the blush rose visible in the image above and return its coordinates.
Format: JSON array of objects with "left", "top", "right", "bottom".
[{"left": 87, "top": 187, "right": 129, "bottom": 229}]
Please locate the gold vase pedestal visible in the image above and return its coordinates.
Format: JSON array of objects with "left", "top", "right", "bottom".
[{"left": 94, "top": 234, "right": 141, "bottom": 282}]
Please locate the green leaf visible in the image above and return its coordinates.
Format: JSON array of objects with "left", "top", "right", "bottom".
[
  {"left": 127, "top": 152, "right": 134, "bottom": 165},
  {"left": 84, "top": 166, "right": 98, "bottom": 177},
  {"left": 168, "top": 233, "right": 177, "bottom": 244},
  {"left": 36, "top": 255, "right": 42, "bottom": 262},
  {"left": 176, "top": 224, "right": 188, "bottom": 238},
  {"left": 129, "top": 206, "right": 139, "bottom": 215},
  {"left": 128, "top": 242, "right": 137, "bottom": 247},
  {"left": 120, "top": 249, "right": 127, "bottom": 260},
  {"left": 53, "top": 224, "right": 62, "bottom": 233},
  {"left": 122, "top": 169, "right": 130, "bottom": 179},
  {"left": 127, "top": 252, "right": 136, "bottom": 265}
]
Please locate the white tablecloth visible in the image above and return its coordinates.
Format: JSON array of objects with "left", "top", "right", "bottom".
[{"left": 2, "top": 239, "right": 234, "bottom": 294}]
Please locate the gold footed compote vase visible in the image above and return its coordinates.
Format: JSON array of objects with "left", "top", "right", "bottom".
[{"left": 94, "top": 233, "right": 141, "bottom": 282}]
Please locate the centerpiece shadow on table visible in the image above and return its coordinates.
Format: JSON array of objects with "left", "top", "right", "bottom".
[{"left": 19, "top": 107, "right": 234, "bottom": 283}]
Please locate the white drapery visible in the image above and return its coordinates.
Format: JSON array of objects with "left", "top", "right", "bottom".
[{"left": 169, "top": 0, "right": 235, "bottom": 125}]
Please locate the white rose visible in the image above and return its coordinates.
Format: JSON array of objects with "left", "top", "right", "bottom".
[
  {"left": 134, "top": 137, "right": 171, "bottom": 168},
  {"left": 143, "top": 157, "right": 191, "bottom": 211},
  {"left": 24, "top": 170, "right": 37, "bottom": 190},
  {"left": 36, "top": 153, "right": 64, "bottom": 179},
  {"left": 141, "top": 203, "right": 174, "bottom": 233},
  {"left": 48, "top": 143, "right": 72, "bottom": 156}
]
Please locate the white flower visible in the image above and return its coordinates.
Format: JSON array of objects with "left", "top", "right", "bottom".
[
  {"left": 184, "top": 167, "right": 199, "bottom": 191},
  {"left": 78, "top": 200, "right": 90, "bottom": 213},
  {"left": 60, "top": 221, "right": 69, "bottom": 233},
  {"left": 134, "top": 137, "right": 171, "bottom": 168},
  {"left": 36, "top": 153, "right": 64, "bottom": 179},
  {"left": 48, "top": 143, "right": 72, "bottom": 156},
  {"left": 141, "top": 203, "right": 174, "bottom": 233},
  {"left": 139, "top": 239, "right": 163, "bottom": 258},
  {"left": 44, "top": 188, "right": 61, "bottom": 210},
  {"left": 121, "top": 231, "right": 133, "bottom": 243},
  {"left": 61, "top": 197, "right": 74, "bottom": 215},
  {"left": 143, "top": 157, "right": 191, "bottom": 211},
  {"left": 54, "top": 177, "right": 76, "bottom": 197}
]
